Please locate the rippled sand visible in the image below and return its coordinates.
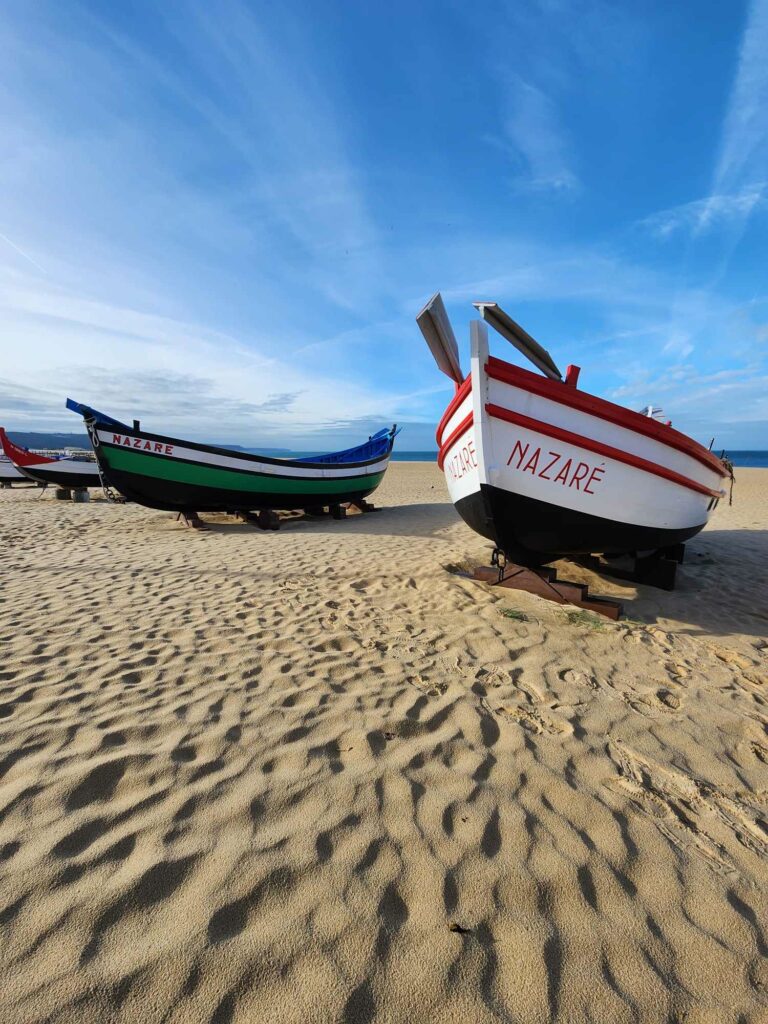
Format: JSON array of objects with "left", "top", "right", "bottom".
[{"left": 0, "top": 466, "right": 766, "bottom": 1023}]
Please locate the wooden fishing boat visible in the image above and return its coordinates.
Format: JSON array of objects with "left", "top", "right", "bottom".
[
  {"left": 0, "top": 428, "right": 100, "bottom": 490},
  {"left": 417, "top": 293, "right": 729, "bottom": 567},
  {"left": 66, "top": 400, "right": 398, "bottom": 514}
]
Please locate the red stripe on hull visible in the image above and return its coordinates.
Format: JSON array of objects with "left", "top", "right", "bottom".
[
  {"left": 485, "top": 403, "right": 722, "bottom": 499},
  {"left": 437, "top": 412, "right": 474, "bottom": 470},
  {"left": 485, "top": 357, "right": 727, "bottom": 478},
  {"left": 435, "top": 375, "right": 472, "bottom": 447}
]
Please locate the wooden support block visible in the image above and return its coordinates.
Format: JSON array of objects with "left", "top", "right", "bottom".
[
  {"left": 176, "top": 511, "right": 208, "bottom": 530},
  {"left": 632, "top": 553, "right": 678, "bottom": 591},
  {"left": 345, "top": 498, "right": 378, "bottom": 514},
  {"left": 256, "top": 509, "right": 280, "bottom": 531},
  {"left": 473, "top": 563, "right": 623, "bottom": 620},
  {"left": 578, "top": 545, "right": 683, "bottom": 591}
]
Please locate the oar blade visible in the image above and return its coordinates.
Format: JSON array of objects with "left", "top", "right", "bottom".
[
  {"left": 416, "top": 292, "right": 464, "bottom": 385},
  {"left": 473, "top": 302, "right": 562, "bottom": 381}
]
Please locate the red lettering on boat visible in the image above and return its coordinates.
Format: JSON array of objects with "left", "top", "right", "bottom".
[
  {"left": 122, "top": 436, "right": 131, "bottom": 447},
  {"left": 506, "top": 437, "right": 606, "bottom": 493},
  {"left": 165, "top": 445, "right": 173, "bottom": 455},
  {"left": 539, "top": 451, "right": 559, "bottom": 480},
  {"left": 468, "top": 440, "right": 478, "bottom": 467},
  {"left": 112, "top": 433, "right": 122, "bottom": 444},
  {"left": 569, "top": 462, "right": 590, "bottom": 489},
  {"left": 154, "top": 443, "right": 163, "bottom": 453},
  {"left": 553, "top": 458, "right": 572, "bottom": 484},
  {"left": 507, "top": 440, "right": 529, "bottom": 468},
  {"left": 133, "top": 438, "right": 142, "bottom": 448},
  {"left": 522, "top": 447, "right": 541, "bottom": 474},
  {"left": 584, "top": 466, "right": 605, "bottom": 494}
]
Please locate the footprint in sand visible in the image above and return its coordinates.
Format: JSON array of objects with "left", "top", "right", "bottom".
[
  {"left": 495, "top": 703, "right": 573, "bottom": 736},
  {"left": 407, "top": 675, "right": 448, "bottom": 698}
]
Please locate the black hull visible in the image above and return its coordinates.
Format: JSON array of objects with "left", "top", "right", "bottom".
[
  {"left": 18, "top": 466, "right": 100, "bottom": 489},
  {"left": 104, "top": 467, "right": 380, "bottom": 514},
  {"left": 455, "top": 484, "right": 706, "bottom": 566}
]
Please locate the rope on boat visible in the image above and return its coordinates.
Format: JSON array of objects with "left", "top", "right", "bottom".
[
  {"left": 719, "top": 452, "right": 735, "bottom": 507},
  {"left": 86, "top": 418, "right": 125, "bottom": 504}
]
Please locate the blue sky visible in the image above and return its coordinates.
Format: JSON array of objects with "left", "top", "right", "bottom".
[{"left": 0, "top": 0, "right": 766, "bottom": 451}]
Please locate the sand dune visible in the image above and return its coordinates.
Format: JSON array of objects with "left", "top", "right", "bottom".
[{"left": 0, "top": 465, "right": 766, "bottom": 1023}]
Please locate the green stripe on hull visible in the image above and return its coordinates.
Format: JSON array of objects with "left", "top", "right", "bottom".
[{"left": 104, "top": 445, "right": 385, "bottom": 495}]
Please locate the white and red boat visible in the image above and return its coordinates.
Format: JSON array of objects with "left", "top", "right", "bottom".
[
  {"left": 0, "top": 429, "right": 100, "bottom": 490},
  {"left": 417, "top": 294, "right": 729, "bottom": 567}
]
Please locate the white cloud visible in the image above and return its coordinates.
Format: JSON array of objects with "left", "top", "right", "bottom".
[
  {"left": 639, "top": 186, "right": 767, "bottom": 239},
  {"left": 713, "top": 0, "right": 768, "bottom": 195},
  {"left": 496, "top": 76, "right": 579, "bottom": 193}
]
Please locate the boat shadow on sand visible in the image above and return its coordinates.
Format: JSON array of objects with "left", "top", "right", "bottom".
[
  {"left": 186, "top": 502, "right": 462, "bottom": 541},
  {"left": 585, "top": 528, "right": 768, "bottom": 641},
  {"left": 168, "top": 512, "right": 767, "bottom": 639}
]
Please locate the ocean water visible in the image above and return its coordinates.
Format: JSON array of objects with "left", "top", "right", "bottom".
[
  {"left": 250, "top": 450, "right": 768, "bottom": 466},
  {"left": 725, "top": 451, "right": 768, "bottom": 468},
  {"left": 246, "top": 449, "right": 437, "bottom": 462}
]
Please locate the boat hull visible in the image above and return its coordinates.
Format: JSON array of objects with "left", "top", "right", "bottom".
[
  {"left": 436, "top": 322, "right": 727, "bottom": 565},
  {"left": 0, "top": 429, "right": 99, "bottom": 489},
  {"left": 455, "top": 484, "right": 707, "bottom": 565},
  {"left": 100, "top": 457, "right": 386, "bottom": 513},
  {"left": 0, "top": 459, "right": 25, "bottom": 483},
  {"left": 15, "top": 464, "right": 100, "bottom": 490},
  {"left": 67, "top": 411, "right": 394, "bottom": 514}
]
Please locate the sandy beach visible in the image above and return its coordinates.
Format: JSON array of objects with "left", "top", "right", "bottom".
[{"left": 0, "top": 464, "right": 766, "bottom": 1024}]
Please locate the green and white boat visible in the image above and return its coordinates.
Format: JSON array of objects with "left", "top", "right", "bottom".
[{"left": 66, "top": 399, "right": 398, "bottom": 515}]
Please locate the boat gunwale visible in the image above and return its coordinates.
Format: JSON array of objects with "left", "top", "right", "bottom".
[
  {"left": 485, "top": 357, "right": 727, "bottom": 478},
  {"left": 94, "top": 421, "right": 397, "bottom": 473},
  {"left": 93, "top": 422, "right": 394, "bottom": 473},
  {"left": 435, "top": 376, "right": 472, "bottom": 447},
  {"left": 436, "top": 412, "right": 474, "bottom": 470}
]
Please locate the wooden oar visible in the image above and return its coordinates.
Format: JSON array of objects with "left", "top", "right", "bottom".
[
  {"left": 416, "top": 292, "right": 464, "bottom": 385},
  {"left": 473, "top": 302, "right": 562, "bottom": 381}
]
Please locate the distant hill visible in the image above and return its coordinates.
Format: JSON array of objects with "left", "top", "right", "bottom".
[
  {"left": 8, "top": 431, "right": 93, "bottom": 449},
  {"left": 6, "top": 431, "right": 290, "bottom": 454}
]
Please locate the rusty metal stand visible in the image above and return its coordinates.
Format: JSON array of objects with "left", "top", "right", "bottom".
[
  {"left": 474, "top": 550, "right": 623, "bottom": 620},
  {"left": 176, "top": 511, "right": 208, "bottom": 530}
]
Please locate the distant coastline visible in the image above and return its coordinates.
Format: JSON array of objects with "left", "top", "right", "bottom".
[{"left": 7, "top": 433, "right": 767, "bottom": 467}]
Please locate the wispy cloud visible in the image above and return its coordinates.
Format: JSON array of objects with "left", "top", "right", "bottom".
[
  {"left": 713, "top": 0, "right": 768, "bottom": 195},
  {"left": 639, "top": 185, "right": 768, "bottom": 238},
  {"left": 496, "top": 75, "right": 579, "bottom": 193}
]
